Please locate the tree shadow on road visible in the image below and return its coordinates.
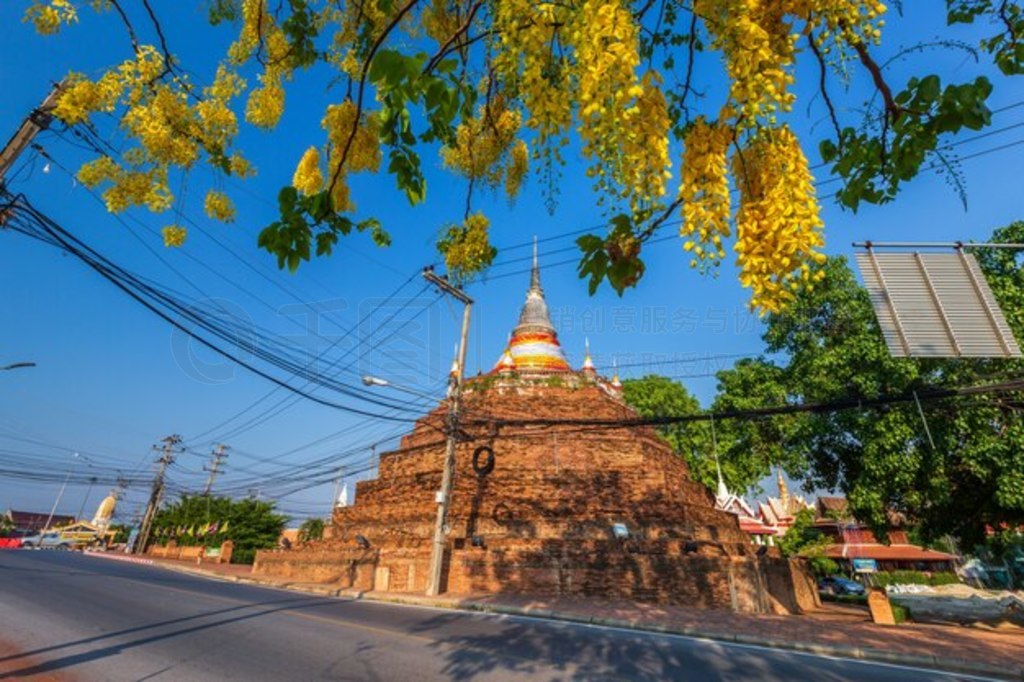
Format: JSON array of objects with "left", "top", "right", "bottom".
[
  {"left": 404, "top": 611, "right": 860, "bottom": 681},
  {"left": 0, "top": 595, "right": 343, "bottom": 679}
]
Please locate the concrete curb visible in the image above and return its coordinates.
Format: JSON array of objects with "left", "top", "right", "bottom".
[{"left": 90, "top": 555, "right": 1023, "bottom": 681}]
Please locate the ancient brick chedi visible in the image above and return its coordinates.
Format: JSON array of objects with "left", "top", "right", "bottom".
[{"left": 254, "top": 248, "right": 818, "bottom": 614}]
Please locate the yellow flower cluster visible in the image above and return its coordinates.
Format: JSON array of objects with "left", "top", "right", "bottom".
[
  {"left": 197, "top": 65, "right": 245, "bottom": 148},
  {"left": 618, "top": 72, "right": 672, "bottom": 210},
  {"left": 422, "top": 1, "right": 461, "bottom": 44},
  {"left": 680, "top": 118, "right": 733, "bottom": 271},
  {"left": 204, "top": 190, "right": 236, "bottom": 222},
  {"left": 790, "top": 0, "right": 886, "bottom": 49},
  {"left": 53, "top": 73, "right": 121, "bottom": 125},
  {"left": 122, "top": 85, "right": 199, "bottom": 167},
  {"left": 23, "top": 0, "right": 77, "bottom": 35},
  {"left": 505, "top": 140, "right": 530, "bottom": 199},
  {"left": 245, "top": 73, "right": 285, "bottom": 129},
  {"left": 492, "top": 0, "right": 572, "bottom": 147},
  {"left": 321, "top": 101, "right": 381, "bottom": 211},
  {"left": 54, "top": 44, "right": 250, "bottom": 223},
  {"left": 162, "top": 225, "right": 187, "bottom": 248},
  {"left": 77, "top": 156, "right": 172, "bottom": 213},
  {"left": 697, "top": 0, "right": 797, "bottom": 126},
  {"left": 438, "top": 212, "right": 496, "bottom": 282},
  {"left": 229, "top": 0, "right": 292, "bottom": 130},
  {"left": 441, "top": 98, "right": 523, "bottom": 192},
  {"left": 572, "top": 0, "right": 643, "bottom": 195},
  {"left": 732, "top": 127, "right": 826, "bottom": 313},
  {"left": 293, "top": 146, "right": 324, "bottom": 196},
  {"left": 328, "top": 0, "right": 410, "bottom": 78}
]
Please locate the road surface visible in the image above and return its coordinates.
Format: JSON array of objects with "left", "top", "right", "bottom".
[{"left": 0, "top": 550, "right": 993, "bottom": 681}]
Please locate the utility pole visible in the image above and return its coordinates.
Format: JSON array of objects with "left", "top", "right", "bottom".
[
  {"left": 422, "top": 266, "right": 473, "bottom": 596},
  {"left": 0, "top": 81, "right": 65, "bottom": 185},
  {"left": 202, "top": 444, "right": 229, "bottom": 496},
  {"left": 134, "top": 435, "right": 181, "bottom": 555}
]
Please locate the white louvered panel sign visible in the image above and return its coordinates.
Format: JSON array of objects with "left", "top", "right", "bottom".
[{"left": 855, "top": 251, "right": 1022, "bottom": 358}]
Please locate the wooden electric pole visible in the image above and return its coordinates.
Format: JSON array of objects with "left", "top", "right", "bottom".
[
  {"left": 134, "top": 435, "right": 181, "bottom": 555},
  {"left": 0, "top": 81, "right": 65, "bottom": 183},
  {"left": 422, "top": 266, "right": 473, "bottom": 596},
  {"left": 202, "top": 444, "right": 229, "bottom": 496}
]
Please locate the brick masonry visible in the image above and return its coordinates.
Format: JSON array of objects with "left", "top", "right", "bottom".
[{"left": 255, "top": 381, "right": 819, "bottom": 614}]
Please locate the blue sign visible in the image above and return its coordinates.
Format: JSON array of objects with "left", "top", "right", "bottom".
[{"left": 852, "top": 558, "right": 878, "bottom": 573}]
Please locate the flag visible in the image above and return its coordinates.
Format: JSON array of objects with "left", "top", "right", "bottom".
[
  {"left": 220, "top": 520, "right": 229, "bottom": 535},
  {"left": 207, "top": 521, "right": 219, "bottom": 535}
]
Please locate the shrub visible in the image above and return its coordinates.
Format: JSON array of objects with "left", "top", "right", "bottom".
[
  {"left": 231, "top": 548, "right": 257, "bottom": 565},
  {"left": 891, "top": 604, "right": 911, "bottom": 624},
  {"left": 872, "top": 570, "right": 960, "bottom": 587}
]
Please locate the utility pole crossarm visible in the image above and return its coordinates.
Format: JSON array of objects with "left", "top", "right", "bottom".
[{"left": 422, "top": 267, "right": 474, "bottom": 305}]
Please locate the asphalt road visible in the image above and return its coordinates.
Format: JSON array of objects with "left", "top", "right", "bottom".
[{"left": 0, "top": 551, "right": 993, "bottom": 681}]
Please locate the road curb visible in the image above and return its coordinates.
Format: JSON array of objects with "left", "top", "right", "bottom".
[{"left": 90, "top": 556, "right": 1023, "bottom": 681}]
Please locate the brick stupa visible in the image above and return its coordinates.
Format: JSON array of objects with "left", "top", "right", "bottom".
[{"left": 254, "top": 246, "right": 818, "bottom": 613}]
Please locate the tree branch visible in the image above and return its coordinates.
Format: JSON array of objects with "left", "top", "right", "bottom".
[
  {"left": 109, "top": 1, "right": 140, "bottom": 55},
  {"left": 852, "top": 39, "right": 900, "bottom": 118},
  {"left": 324, "top": 0, "right": 420, "bottom": 208},
  {"left": 807, "top": 32, "right": 842, "bottom": 143},
  {"left": 423, "top": 0, "right": 484, "bottom": 75}
]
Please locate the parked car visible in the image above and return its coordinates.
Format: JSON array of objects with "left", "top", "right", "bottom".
[
  {"left": 818, "top": 575, "right": 866, "bottom": 596},
  {"left": 20, "top": 532, "right": 74, "bottom": 550}
]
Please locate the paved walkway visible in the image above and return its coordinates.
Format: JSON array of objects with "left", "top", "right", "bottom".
[{"left": 88, "top": 551, "right": 1024, "bottom": 680}]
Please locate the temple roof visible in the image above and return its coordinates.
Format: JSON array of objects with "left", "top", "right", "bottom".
[{"left": 493, "top": 238, "right": 571, "bottom": 374}]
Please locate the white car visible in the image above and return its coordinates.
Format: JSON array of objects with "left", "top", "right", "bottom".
[{"left": 20, "top": 531, "right": 74, "bottom": 550}]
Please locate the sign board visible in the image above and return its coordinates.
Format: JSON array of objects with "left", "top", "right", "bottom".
[
  {"left": 126, "top": 528, "right": 139, "bottom": 553},
  {"left": 853, "top": 558, "right": 878, "bottom": 573},
  {"left": 205, "top": 547, "right": 221, "bottom": 558},
  {"left": 856, "top": 251, "right": 1022, "bottom": 358}
]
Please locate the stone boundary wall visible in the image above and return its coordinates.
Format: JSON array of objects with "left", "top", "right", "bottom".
[
  {"left": 253, "top": 544, "right": 819, "bottom": 614},
  {"left": 254, "top": 548, "right": 379, "bottom": 589}
]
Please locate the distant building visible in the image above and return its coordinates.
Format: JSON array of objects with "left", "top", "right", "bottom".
[
  {"left": 713, "top": 477, "right": 778, "bottom": 545},
  {"left": 3, "top": 510, "right": 76, "bottom": 537},
  {"left": 757, "top": 471, "right": 814, "bottom": 533},
  {"left": 811, "top": 497, "right": 957, "bottom": 573}
]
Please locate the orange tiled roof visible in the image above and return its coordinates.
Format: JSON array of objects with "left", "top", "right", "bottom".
[{"left": 824, "top": 543, "right": 957, "bottom": 561}]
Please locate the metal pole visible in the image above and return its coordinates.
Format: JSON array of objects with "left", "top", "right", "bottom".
[
  {"left": 202, "top": 444, "right": 228, "bottom": 496},
  {"left": 135, "top": 436, "right": 179, "bottom": 555},
  {"left": 852, "top": 241, "right": 1024, "bottom": 250},
  {"left": 76, "top": 475, "right": 97, "bottom": 522},
  {"left": 42, "top": 459, "right": 76, "bottom": 535},
  {"left": 423, "top": 268, "right": 473, "bottom": 596}
]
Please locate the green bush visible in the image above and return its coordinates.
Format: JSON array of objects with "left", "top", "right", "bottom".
[
  {"left": 891, "top": 604, "right": 911, "bottom": 624},
  {"left": 872, "top": 570, "right": 960, "bottom": 587},
  {"left": 231, "top": 548, "right": 257, "bottom": 565}
]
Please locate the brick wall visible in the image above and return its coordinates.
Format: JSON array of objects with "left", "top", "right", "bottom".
[{"left": 254, "top": 382, "right": 818, "bottom": 613}]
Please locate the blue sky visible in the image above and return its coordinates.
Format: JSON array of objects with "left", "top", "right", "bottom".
[{"left": 1, "top": 3, "right": 1022, "bottom": 524}]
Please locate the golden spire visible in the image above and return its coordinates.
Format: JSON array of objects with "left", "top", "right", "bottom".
[{"left": 777, "top": 469, "right": 790, "bottom": 508}]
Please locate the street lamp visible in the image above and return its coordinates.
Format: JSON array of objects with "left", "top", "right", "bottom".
[
  {"left": 1, "top": 362, "right": 35, "bottom": 371},
  {"left": 361, "top": 375, "right": 440, "bottom": 402}
]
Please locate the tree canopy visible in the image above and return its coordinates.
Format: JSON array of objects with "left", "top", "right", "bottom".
[
  {"left": 150, "top": 494, "right": 287, "bottom": 561},
  {"left": 627, "top": 221, "right": 1024, "bottom": 545},
  {"left": 19, "top": 1, "right": 1024, "bottom": 311}
]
